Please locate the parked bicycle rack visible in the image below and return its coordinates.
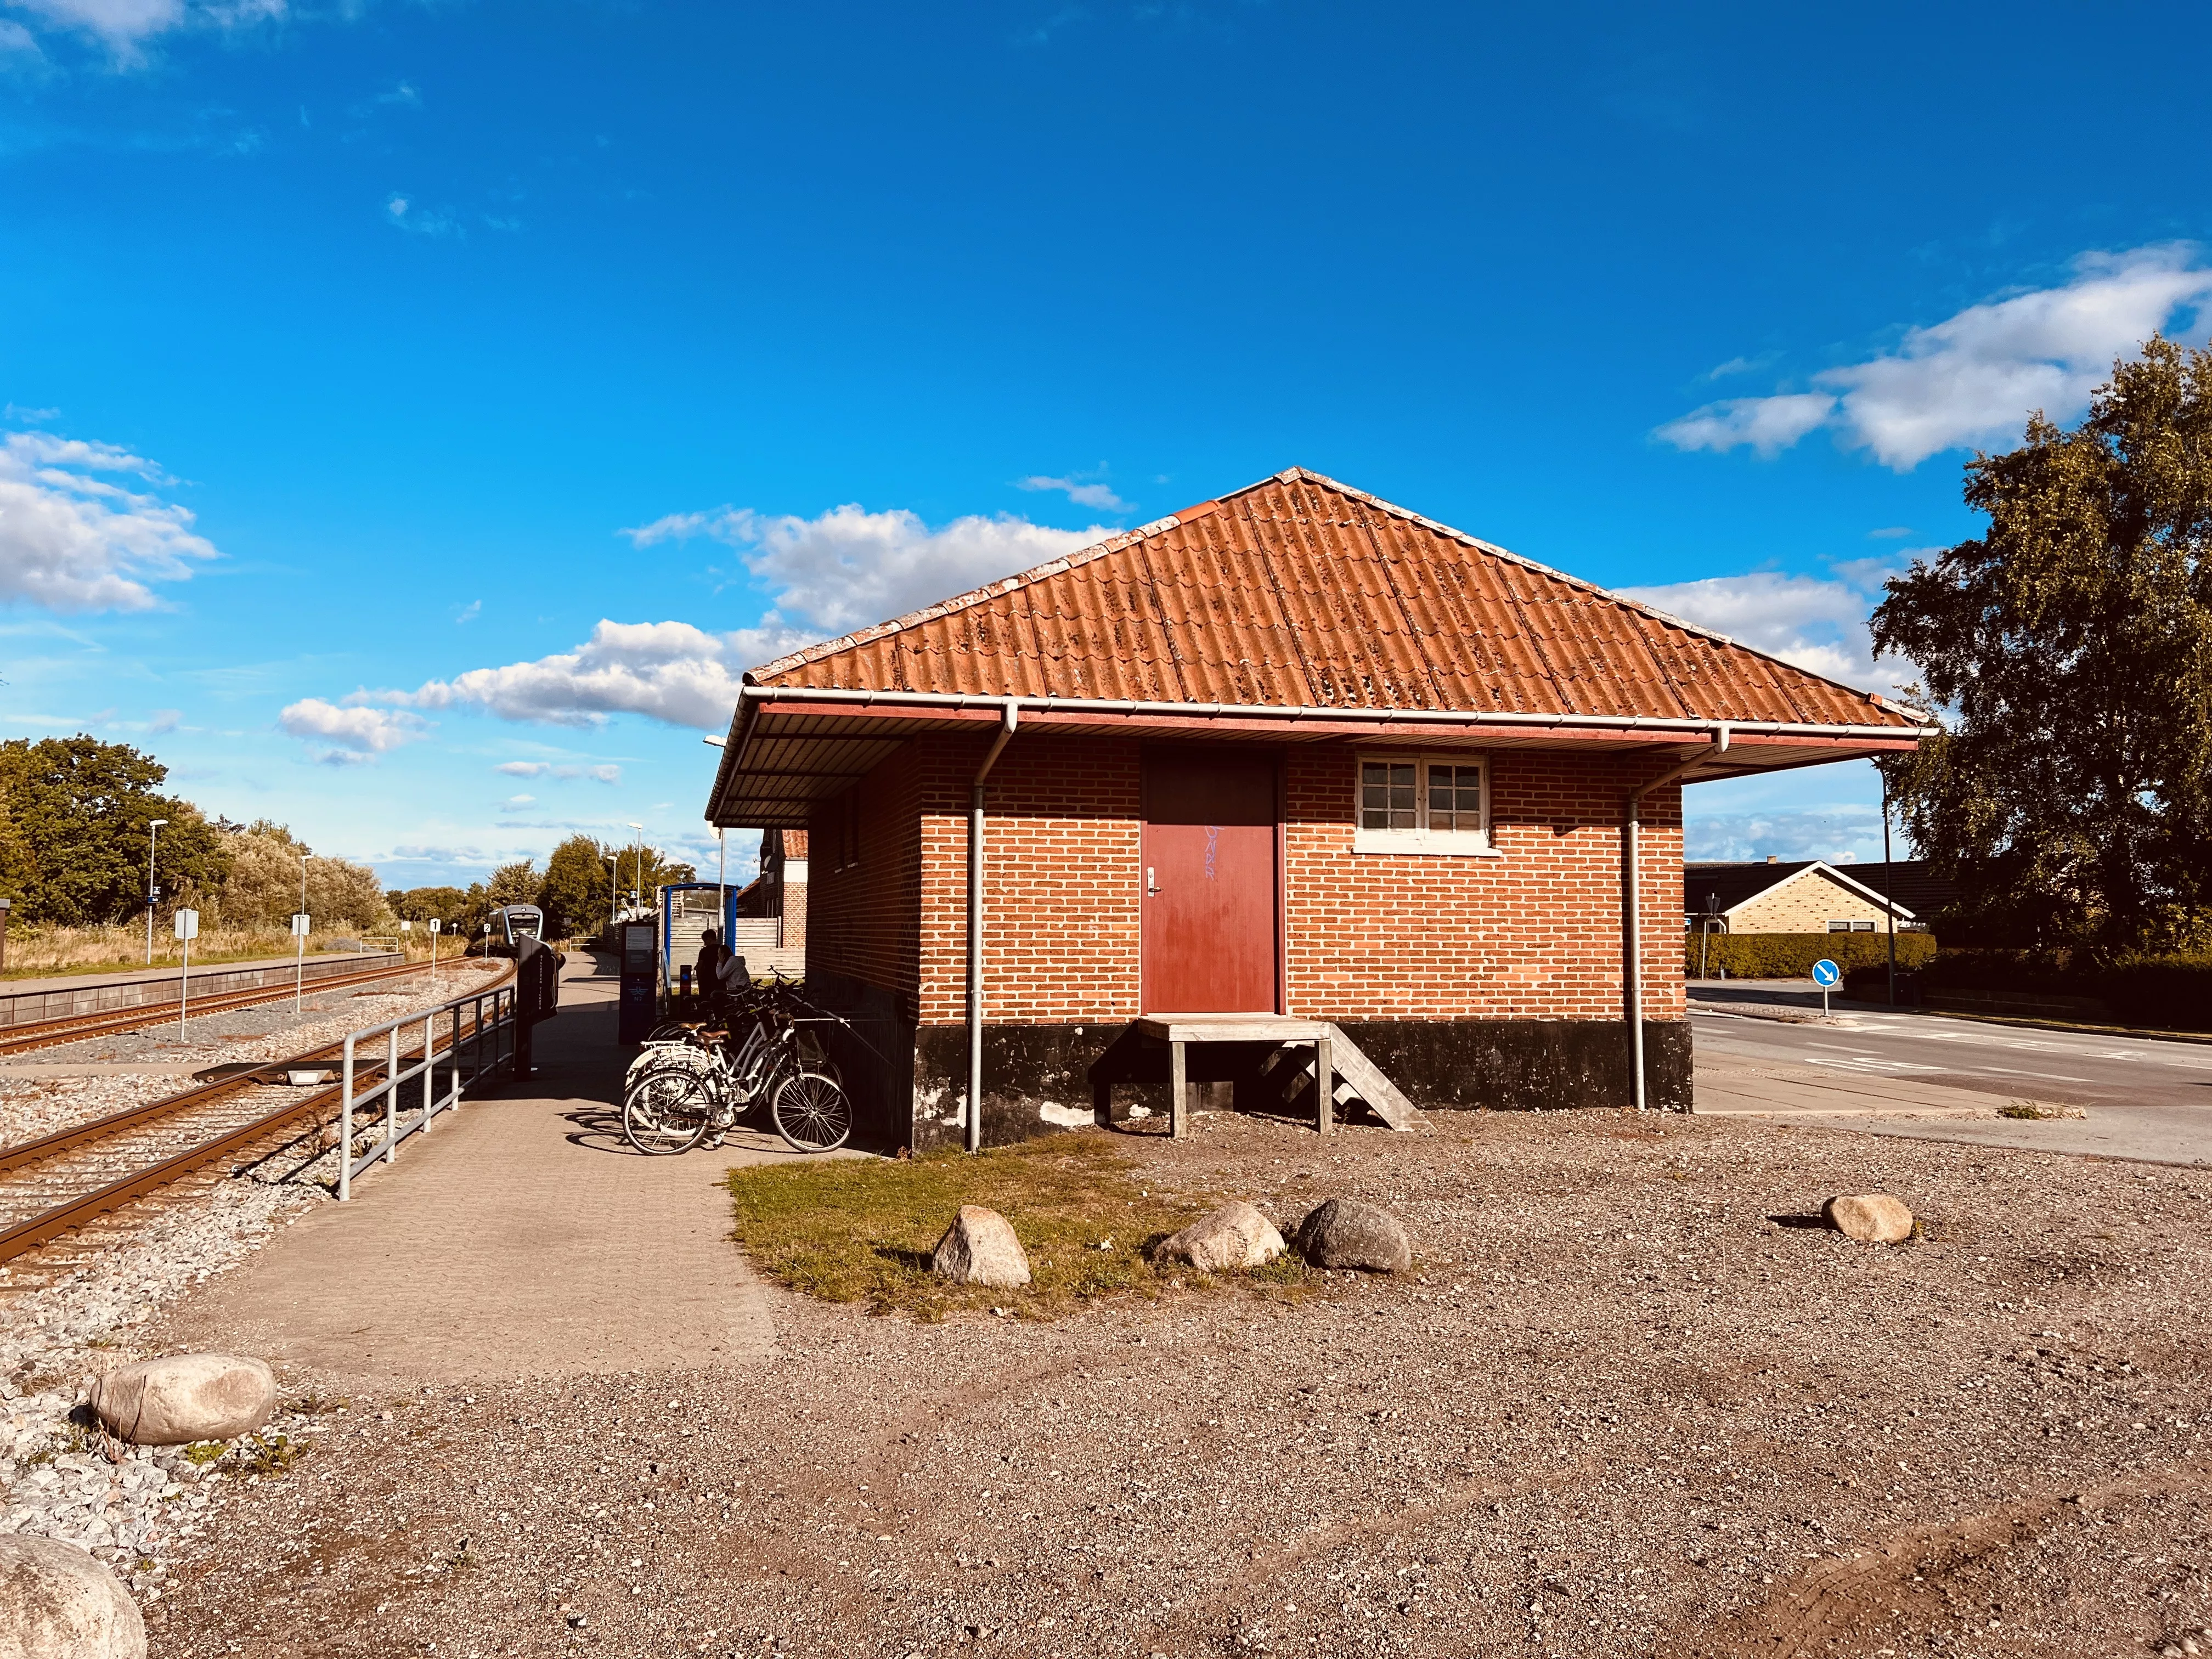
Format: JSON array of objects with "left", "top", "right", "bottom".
[{"left": 335, "top": 977, "right": 516, "bottom": 1200}]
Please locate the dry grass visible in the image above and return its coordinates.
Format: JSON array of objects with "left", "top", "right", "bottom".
[
  {"left": 0, "top": 924, "right": 429, "bottom": 980},
  {"left": 723, "top": 1132, "right": 1313, "bottom": 1319}
]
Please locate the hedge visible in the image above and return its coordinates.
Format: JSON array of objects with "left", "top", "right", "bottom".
[
  {"left": 1683, "top": 929, "right": 1937, "bottom": 980},
  {"left": 1904, "top": 947, "right": 2212, "bottom": 1031}
]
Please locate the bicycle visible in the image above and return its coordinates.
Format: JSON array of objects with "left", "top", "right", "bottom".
[{"left": 622, "top": 1008, "right": 852, "bottom": 1155}]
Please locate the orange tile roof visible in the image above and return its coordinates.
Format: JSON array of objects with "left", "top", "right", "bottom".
[{"left": 748, "top": 469, "right": 1917, "bottom": 730}]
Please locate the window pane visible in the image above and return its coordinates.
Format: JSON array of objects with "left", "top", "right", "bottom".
[
  {"left": 1827, "top": 921, "right": 1850, "bottom": 932},
  {"left": 1427, "top": 763, "right": 1482, "bottom": 833},
  {"left": 1361, "top": 762, "right": 1416, "bottom": 831}
]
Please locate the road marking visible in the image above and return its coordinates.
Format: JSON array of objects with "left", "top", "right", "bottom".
[{"left": 1969, "top": 1064, "right": 2093, "bottom": 1082}]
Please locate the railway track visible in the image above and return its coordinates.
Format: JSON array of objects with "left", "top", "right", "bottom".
[
  {"left": 0, "top": 953, "right": 439, "bottom": 1057},
  {"left": 0, "top": 962, "right": 516, "bottom": 1266}
]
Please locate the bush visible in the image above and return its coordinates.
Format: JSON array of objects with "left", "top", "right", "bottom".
[
  {"left": 1684, "top": 930, "right": 1937, "bottom": 980},
  {"left": 1911, "top": 946, "right": 2212, "bottom": 1030}
]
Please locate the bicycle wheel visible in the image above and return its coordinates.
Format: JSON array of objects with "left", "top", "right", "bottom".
[
  {"left": 771, "top": 1070, "right": 853, "bottom": 1153},
  {"left": 623, "top": 1067, "right": 713, "bottom": 1155}
]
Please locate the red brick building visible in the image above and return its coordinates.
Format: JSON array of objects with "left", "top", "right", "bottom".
[{"left": 705, "top": 469, "right": 1926, "bottom": 1149}]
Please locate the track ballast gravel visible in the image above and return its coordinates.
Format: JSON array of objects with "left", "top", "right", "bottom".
[{"left": 132, "top": 1110, "right": 2212, "bottom": 1659}]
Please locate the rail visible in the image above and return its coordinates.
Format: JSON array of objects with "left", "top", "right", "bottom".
[{"left": 336, "top": 974, "right": 517, "bottom": 1200}]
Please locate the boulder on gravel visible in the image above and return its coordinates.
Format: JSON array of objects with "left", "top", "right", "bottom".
[
  {"left": 0, "top": 1534, "right": 145, "bottom": 1659},
  {"left": 1823, "top": 1192, "right": 1914, "bottom": 1243},
  {"left": 87, "top": 1353, "right": 276, "bottom": 1447},
  {"left": 931, "top": 1206, "right": 1032, "bottom": 1289},
  {"left": 1294, "top": 1198, "right": 1412, "bottom": 1273},
  {"left": 1154, "top": 1201, "right": 1285, "bottom": 1273}
]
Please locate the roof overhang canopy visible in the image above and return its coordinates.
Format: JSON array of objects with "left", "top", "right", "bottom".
[{"left": 707, "top": 687, "right": 1925, "bottom": 829}]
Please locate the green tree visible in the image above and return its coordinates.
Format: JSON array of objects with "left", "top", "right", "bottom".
[
  {"left": 538, "top": 834, "right": 613, "bottom": 938},
  {"left": 0, "top": 736, "right": 230, "bottom": 925},
  {"left": 388, "top": 885, "right": 472, "bottom": 929},
  {"left": 1872, "top": 335, "right": 2212, "bottom": 952},
  {"left": 485, "top": 860, "right": 539, "bottom": 909},
  {"left": 211, "top": 821, "right": 386, "bottom": 929}
]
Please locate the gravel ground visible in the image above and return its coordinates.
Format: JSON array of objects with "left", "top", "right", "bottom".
[
  {"left": 0, "top": 963, "right": 503, "bottom": 1146},
  {"left": 115, "top": 1108, "right": 2212, "bottom": 1659},
  {"left": 0, "top": 959, "right": 511, "bottom": 1603}
]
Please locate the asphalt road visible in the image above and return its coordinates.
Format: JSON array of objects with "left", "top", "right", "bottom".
[{"left": 1689, "top": 980, "right": 2212, "bottom": 1165}]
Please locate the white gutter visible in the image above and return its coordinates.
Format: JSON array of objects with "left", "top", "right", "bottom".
[
  {"left": 966, "top": 699, "right": 1020, "bottom": 1154},
  {"left": 1626, "top": 726, "right": 1730, "bottom": 1111},
  {"left": 731, "top": 681, "right": 1930, "bottom": 743}
]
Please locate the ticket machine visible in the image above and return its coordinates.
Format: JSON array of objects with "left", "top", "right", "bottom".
[{"left": 617, "top": 918, "right": 659, "bottom": 1044}]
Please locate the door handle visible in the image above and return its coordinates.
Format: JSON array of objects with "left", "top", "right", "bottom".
[{"left": 1146, "top": 866, "right": 1158, "bottom": 895}]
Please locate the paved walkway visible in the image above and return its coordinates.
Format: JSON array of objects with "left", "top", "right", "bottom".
[{"left": 155, "top": 968, "right": 800, "bottom": 1391}]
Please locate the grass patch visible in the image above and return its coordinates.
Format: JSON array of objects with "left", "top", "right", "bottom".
[{"left": 724, "top": 1132, "right": 1312, "bottom": 1319}]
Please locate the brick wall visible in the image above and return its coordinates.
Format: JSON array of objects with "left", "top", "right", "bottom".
[
  {"left": 1283, "top": 748, "right": 1684, "bottom": 1023},
  {"left": 804, "top": 743, "right": 924, "bottom": 1007},
  {"left": 782, "top": 868, "right": 808, "bottom": 949},
  {"left": 810, "top": 734, "right": 1683, "bottom": 1030},
  {"left": 1732, "top": 868, "right": 1899, "bottom": 934},
  {"left": 911, "top": 733, "right": 1143, "bottom": 1026}
]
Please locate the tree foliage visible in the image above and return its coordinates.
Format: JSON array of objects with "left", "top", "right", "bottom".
[
  {"left": 539, "top": 834, "right": 612, "bottom": 938},
  {"left": 390, "top": 886, "right": 473, "bottom": 929},
  {"left": 1873, "top": 337, "right": 2212, "bottom": 953},
  {"left": 211, "top": 820, "right": 386, "bottom": 930},
  {"left": 0, "top": 736, "right": 230, "bottom": 926}
]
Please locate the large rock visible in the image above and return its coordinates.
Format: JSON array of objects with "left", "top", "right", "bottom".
[
  {"left": 931, "top": 1206, "right": 1032, "bottom": 1289},
  {"left": 87, "top": 1353, "right": 276, "bottom": 1447},
  {"left": 1294, "top": 1197, "right": 1412, "bottom": 1273},
  {"left": 0, "top": 1535, "right": 145, "bottom": 1659},
  {"left": 1154, "top": 1201, "right": 1286, "bottom": 1273},
  {"left": 1824, "top": 1193, "right": 1914, "bottom": 1243}
]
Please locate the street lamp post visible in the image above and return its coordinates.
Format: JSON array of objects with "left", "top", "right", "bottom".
[
  {"left": 145, "top": 819, "right": 168, "bottom": 966},
  {"left": 294, "top": 853, "right": 313, "bottom": 1015},
  {"left": 606, "top": 853, "right": 619, "bottom": 930},
  {"left": 0, "top": 896, "right": 10, "bottom": 976},
  {"left": 627, "top": 822, "right": 645, "bottom": 916}
]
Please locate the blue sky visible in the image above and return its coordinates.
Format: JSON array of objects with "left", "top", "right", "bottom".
[{"left": 4, "top": 0, "right": 2210, "bottom": 888}]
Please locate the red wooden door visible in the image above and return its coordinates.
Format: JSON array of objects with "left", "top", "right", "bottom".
[{"left": 1140, "top": 748, "right": 1279, "bottom": 1013}]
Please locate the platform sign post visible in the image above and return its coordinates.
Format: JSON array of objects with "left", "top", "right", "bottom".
[
  {"left": 291, "top": 912, "right": 312, "bottom": 1014},
  {"left": 428, "top": 917, "right": 441, "bottom": 990},
  {"left": 1811, "top": 956, "right": 1841, "bottom": 1018},
  {"left": 174, "top": 907, "right": 200, "bottom": 1034}
]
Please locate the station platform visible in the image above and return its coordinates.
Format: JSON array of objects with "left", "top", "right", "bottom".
[
  {"left": 0, "top": 949, "right": 396, "bottom": 1000},
  {"left": 152, "top": 961, "right": 811, "bottom": 1391}
]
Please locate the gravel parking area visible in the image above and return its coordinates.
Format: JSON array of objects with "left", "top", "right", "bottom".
[{"left": 117, "top": 1110, "right": 2212, "bottom": 1657}]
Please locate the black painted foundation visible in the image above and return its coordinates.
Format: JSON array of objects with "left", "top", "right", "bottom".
[{"left": 889, "top": 1014, "right": 1692, "bottom": 1149}]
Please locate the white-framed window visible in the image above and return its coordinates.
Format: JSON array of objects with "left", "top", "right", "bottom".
[
  {"left": 1826, "top": 918, "right": 1876, "bottom": 933},
  {"left": 1353, "top": 753, "right": 1497, "bottom": 856}
]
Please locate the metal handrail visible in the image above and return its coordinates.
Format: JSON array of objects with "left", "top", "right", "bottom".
[{"left": 335, "top": 973, "right": 516, "bottom": 1200}]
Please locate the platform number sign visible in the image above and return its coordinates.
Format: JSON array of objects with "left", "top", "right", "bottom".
[{"left": 1812, "top": 956, "right": 1840, "bottom": 1016}]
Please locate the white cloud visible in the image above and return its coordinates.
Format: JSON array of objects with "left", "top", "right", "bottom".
[
  {"left": 359, "top": 619, "right": 812, "bottom": 732},
  {"left": 1623, "top": 563, "right": 1921, "bottom": 693},
  {"left": 0, "top": 19, "right": 40, "bottom": 50},
  {"left": 385, "top": 195, "right": 460, "bottom": 237},
  {"left": 1657, "top": 246, "right": 2212, "bottom": 470},
  {"left": 1014, "top": 472, "right": 1133, "bottom": 512},
  {"left": 493, "top": 758, "right": 621, "bottom": 782},
  {"left": 1684, "top": 806, "right": 1888, "bottom": 866},
  {"left": 8, "top": 0, "right": 280, "bottom": 48},
  {"left": 278, "top": 697, "right": 431, "bottom": 759},
  {"left": 0, "top": 430, "right": 219, "bottom": 611},
  {"left": 1652, "top": 393, "right": 1835, "bottom": 459},
  {"left": 326, "top": 502, "right": 1107, "bottom": 737},
  {"left": 500, "top": 793, "right": 535, "bottom": 810},
  {"left": 621, "top": 501, "right": 1106, "bottom": 634}
]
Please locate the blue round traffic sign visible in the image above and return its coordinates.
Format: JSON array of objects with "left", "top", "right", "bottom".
[{"left": 1810, "top": 958, "right": 1841, "bottom": 988}]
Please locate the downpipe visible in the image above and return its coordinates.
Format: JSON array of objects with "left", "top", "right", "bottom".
[
  {"left": 966, "top": 700, "right": 1020, "bottom": 1153},
  {"left": 1626, "top": 725, "right": 1729, "bottom": 1111}
]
